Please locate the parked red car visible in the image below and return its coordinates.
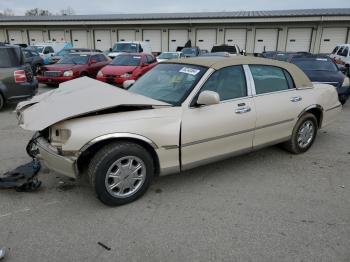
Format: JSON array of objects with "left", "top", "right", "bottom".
[
  {"left": 96, "top": 53, "right": 157, "bottom": 87},
  {"left": 37, "top": 52, "right": 110, "bottom": 86}
]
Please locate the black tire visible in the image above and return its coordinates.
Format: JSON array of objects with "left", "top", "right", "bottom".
[
  {"left": 283, "top": 113, "right": 318, "bottom": 154},
  {"left": 0, "top": 93, "right": 4, "bottom": 111},
  {"left": 339, "top": 95, "right": 347, "bottom": 105},
  {"left": 88, "top": 141, "right": 154, "bottom": 206},
  {"left": 46, "top": 83, "right": 59, "bottom": 88}
]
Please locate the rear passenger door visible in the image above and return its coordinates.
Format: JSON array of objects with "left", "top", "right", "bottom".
[{"left": 248, "top": 65, "right": 307, "bottom": 147}]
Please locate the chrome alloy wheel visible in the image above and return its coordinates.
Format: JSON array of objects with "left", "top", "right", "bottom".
[
  {"left": 105, "top": 156, "right": 146, "bottom": 198},
  {"left": 297, "top": 120, "right": 315, "bottom": 148}
]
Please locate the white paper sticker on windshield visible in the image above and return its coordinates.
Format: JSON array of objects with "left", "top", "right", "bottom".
[
  {"left": 133, "top": 56, "right": 141, "bottom": 59},
  {"left": 316, "top": 58, "right": 328, "bottom": 61},
  {"left": 179, "top": 67, "right": 200, "bottom": 75}
]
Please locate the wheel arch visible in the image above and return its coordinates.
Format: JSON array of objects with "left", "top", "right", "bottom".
[
  {"left": 298, "top": 104, "right": 324, "bottom": 128},
  {"left": 77, "top": 133, "right": 160, "bottom": 176}
]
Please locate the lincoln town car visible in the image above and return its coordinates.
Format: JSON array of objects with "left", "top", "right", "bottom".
[{"left": 16, "top": 57, "right": 341, "bottom": 206}]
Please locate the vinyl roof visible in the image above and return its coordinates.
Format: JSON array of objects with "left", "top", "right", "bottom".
[
  {"left": 167, "top": 56, "right": 313, "bottom": 89},
  {"left": 0, "top": 8, "right": 350, "bottom": 22}
]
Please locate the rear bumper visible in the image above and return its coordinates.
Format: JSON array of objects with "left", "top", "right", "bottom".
[
  {"left": 37, "top": 75, "right": 75, "bottom": 84},
  {"left": 30, "top": 136, "right": 78, "bottom": 178},
  {"left": 5, "top": 79, "right": 38, "bottom": 101}
]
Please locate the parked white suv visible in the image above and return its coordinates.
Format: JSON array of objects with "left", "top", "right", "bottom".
[
  {"left": 31, "top": 42, "right": 72, "bottom": 64},
  {"left": 108, "top": 41, "right": 152, "bottom": 58},
  {"left": 330, "top": 44, "right": 350, "bottom": 66}
]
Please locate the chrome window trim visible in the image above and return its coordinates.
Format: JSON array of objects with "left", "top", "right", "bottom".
[
  {"left": 79, "top": 133, "right": 159, "bottom": 153},
  {"left": 243, "top": 64, "right": 256, "bottom": 96},
  {"left": 247, "top": 64, "right": 298, "bottom": 97}
]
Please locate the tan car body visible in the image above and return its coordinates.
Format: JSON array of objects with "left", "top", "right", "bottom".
[{"left": 16, "top": 57, "right": 341, "bottom": 178}]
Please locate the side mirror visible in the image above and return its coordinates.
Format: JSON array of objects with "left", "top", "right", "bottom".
[
  {"left": 123, "top": 80, "right": 135, "bottom": 89},
  {"left": 109, "top": 48, "right": 112, "bottom": 52},
  {"left": 197, "top": 91, "right": 220, "bottom": 106}
]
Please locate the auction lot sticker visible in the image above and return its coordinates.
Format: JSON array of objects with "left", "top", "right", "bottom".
[{"left": 179, "top": 67, "right": 201, "bottom": 75}]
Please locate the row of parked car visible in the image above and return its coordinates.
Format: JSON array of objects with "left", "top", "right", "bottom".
[{"left": 257, "top": 51, "right": 350, "bottom": 105}]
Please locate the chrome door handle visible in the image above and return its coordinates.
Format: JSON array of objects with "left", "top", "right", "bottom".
[
  {"left": 290, "top": 96, "right": 302, "bottom": 102},
  {"left": 235, "top": 107, "right": 251, "bottom": 114}
]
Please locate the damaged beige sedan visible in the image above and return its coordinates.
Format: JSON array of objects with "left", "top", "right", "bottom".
[{"left": 16, "top": 57, "right": 341, "bottom": 205}]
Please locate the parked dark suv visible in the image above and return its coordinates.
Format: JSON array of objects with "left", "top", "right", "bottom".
[{"left": 0, "top": 44, "right": 38, "bottom": 111}]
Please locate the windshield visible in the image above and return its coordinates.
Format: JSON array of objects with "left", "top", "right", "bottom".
[
  {"left": 112, "top": 43, "right": 139, "bottom": 53},
  {"left": 33, "top": 46, "right": 44, "bottom": 53},
  {"left": 57, "top": 54, "right": 90, "bottom": 65},
  {"left": 56, "top": 49, "right": 70, "bottom": 56},
  {"left": 110, "top": 55, "right": 142, "bottom": 66},
  {"left": 128, "top": 63, "right": 206, "bottom": 105},
  {"left": 274, "top": 53, "right": 290, "bottom": 61},
  {"left": 292, "top": 58, "right": 338, "bottom": 72},
  {"left": 158, "top": 53, "right": 179, "bottom": 59},
  {"left": 182, "top": 48, "right": 197, "bottom": 55}
]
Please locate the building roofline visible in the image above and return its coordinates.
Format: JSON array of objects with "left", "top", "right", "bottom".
[{"left": 1, "top": 8, "right": 350, "bottom": 22}]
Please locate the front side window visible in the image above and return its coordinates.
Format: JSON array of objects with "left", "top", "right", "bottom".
[
  {"left": 341, "top": 47, "right": 349, "bottom": 57},
  {"left": 250, "top": 65, "right": 290, "bottom": 95},
  {"left": 337, "top": 47, "right": 344, "bottom": 55},
  {"left": 129, "top": 63, "right": 206, "bottom": 105},
  {"left": 200, "top": 66, "right": 247, "bottom": 101},
  {"left": 331, "top": 46, "right": 339, "bottom": 54}
]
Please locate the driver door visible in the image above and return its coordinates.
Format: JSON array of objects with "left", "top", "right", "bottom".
[{"left": 181, "top": 66, "right": 256, "bottom": 170}]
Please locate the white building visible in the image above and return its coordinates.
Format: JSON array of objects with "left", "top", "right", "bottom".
[{"left": 0, "top": 8, "right": 350, "bottom": 54}]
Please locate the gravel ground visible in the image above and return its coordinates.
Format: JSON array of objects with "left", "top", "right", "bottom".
[{"left": 0, "top": 85, "right": 349, "bottom": 262}]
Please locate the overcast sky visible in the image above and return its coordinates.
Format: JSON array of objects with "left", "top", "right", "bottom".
[{"left": 1, "top": 0, "right": 350, "bottom": 15}]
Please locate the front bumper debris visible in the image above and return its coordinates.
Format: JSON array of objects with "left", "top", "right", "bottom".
[{"left": 27, "top": 133, "right": 78, "bottom": 178}]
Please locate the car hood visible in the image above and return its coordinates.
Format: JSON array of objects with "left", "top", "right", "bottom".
[
  {"left": 101, "top": 65, "right": 138, "bottom": 75},
  {"left": 16, "top": 77, "right": 170, "bottom": 131},
  {"left": 303, "top": 70, "right": 344, "bottom": 87}
]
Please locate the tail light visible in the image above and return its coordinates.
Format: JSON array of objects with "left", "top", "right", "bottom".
[{"left": 14, "top": 70, "right": 27, "bottom": 83}]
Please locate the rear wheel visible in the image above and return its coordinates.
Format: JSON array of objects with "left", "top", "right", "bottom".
[
  {"left": 283, "top": 113, "right": 318, "bottom": 154},
  {"left": 0, "top": 93, "right": 4, "bottom": 111},
  {"left": 88, "top": 141, "right": 154, "bottom": 206}
]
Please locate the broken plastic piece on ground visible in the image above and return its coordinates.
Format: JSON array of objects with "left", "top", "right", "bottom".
[
  {"left": 0, "top": 159, "right": 41, "bottom": 192},
  {"left": 98, "top": 242, "right": 111, "bottom": 251},
  {"left": 0, "top": 247, "right": 5, "bottom": 260}
]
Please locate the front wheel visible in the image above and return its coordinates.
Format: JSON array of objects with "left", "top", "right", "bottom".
[
  {"left": 283, "top": 113, "right": 318, "bottom": 154},
  {"left": 88, "top": 142, "right": 154, "bottom": 206}
]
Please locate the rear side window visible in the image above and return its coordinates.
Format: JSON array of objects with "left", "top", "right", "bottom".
[
  {"left": 250, "top": 65, "right": 291, "bottom": 95},
  {"left": 200, "top": 66, "right": 247, "bottom": 101},
  {"left": 0, "top": 48, "right": 22, "bottom": 67}
]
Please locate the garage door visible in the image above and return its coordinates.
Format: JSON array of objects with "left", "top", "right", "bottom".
[
  {"left": 286, "top": 28, "right": 312, "bottom": 52},
  {"left": 169, "top": 29, "right": 189, "bottom": 51},
  {"left": 319, "top": 28, "right": 348, "bottom": 54},
  {"left": 143, "top": 30, "right": 162, "bottom": 53},
  {"left": 196, "top": 29, "right": 217, "bottom": 51},
  {"left": 7, "top": 30, "right": 24, "bottom": 44},
  {"left": 28, "top": 30, "right": 44, "bottom": 45},
  {"left": 94, "top": 30, "right": 112, "bottom": 51},
  {"left": 49, "top": 30, "right": 66, "bottom": 42},
  {"left": 118, "top": 30, "right": 136, "bottom": 42},
  {"left": 224, "top": 29, "right": 246, "bottom": 50},
  {"left": 72, "top": 30, "right": 88, "bottom": 48},
  {"left": 254, "top": 29, "right": 278, "bottom": 53}
]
